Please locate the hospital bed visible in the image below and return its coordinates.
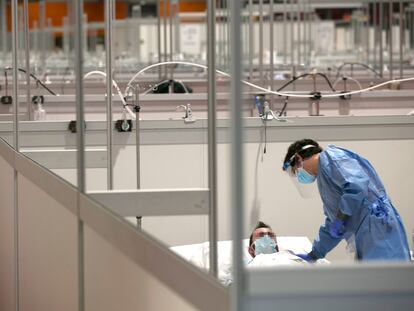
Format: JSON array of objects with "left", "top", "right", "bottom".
[{"left": 171, "top": 237, "right": 328, "bottom": 285}]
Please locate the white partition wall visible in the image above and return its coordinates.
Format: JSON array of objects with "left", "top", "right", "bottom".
[
  {"left": 17, "top": 174, "right": 79, "bottom": 311},
  {"left": 0, "top": 147, "right": 16, "bottom": 311},
  {"left": 84, "top": 226, "right": 199, "bottom": 311}
]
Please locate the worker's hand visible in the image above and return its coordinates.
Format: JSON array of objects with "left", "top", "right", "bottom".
[
  {"left": 329, "top": 218, "right": 346, "bottom": 238},
  {"left": 295, "top": 253, "right": 316, "bottom": 262}
]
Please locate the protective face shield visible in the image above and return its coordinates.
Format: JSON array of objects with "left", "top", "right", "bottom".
[
  {"left": 253, "top": 235, "right": 278, "bottom": 255},
  {"left": 283, "top": 160, "right": 318, "bottom": 198}
]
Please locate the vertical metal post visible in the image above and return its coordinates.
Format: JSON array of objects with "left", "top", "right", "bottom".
[
  {"left": 379, "top": 0, "right": 384, "bottom": 77},
  {"left": 389, "top": 1, "right": 393, "bottom": 79},
  {"left": 83, "top": 14, "right": 88, "bottom": 55},
  {"left": 157, "top": 0, "right": 162, "bottom": 79},
  {"left": 11, "top": 1, "right": 20, "bottom": 311},
  {"left": 74, "top": 1, "right": 85, "bottom": 311},
  {"left": 303, "top": 1, "right": 307, "bottom": 66},
  {"left": 135, "top": 85, "right": 142, "bottom": 228},
  {"left": 1, "top": 0, "right": 7, "bottom": 57},
  {"left": 269, "top": 0, "right": 274, "bottom": 92},
  {"left": 63, "top": 17, "right": 70, "bottom": 57},
  {"left": 105, "top": 0, "right": 114, "bottom": 190},
  {"left": 163, "top": 0, "right": 167, "bottom": 77},
  {"left": 18, "top": 6, "right": 24, "bottom": 68},
  {"left": 374, "top": 0, "right": 378, "bottom": 70},
  {"left": 207, "top": 0, "right": 218, "bottom": 278},
  {"left": 248, "top": 0, "right": 253, "bottom": 81},
  {"left": 229, "top": 0, "right": 245, "bottom": 310},
  {"left": 297, "top": 0, "right": 301, "bottom": 65},
  {"left": 225, "top": 0, "right": 230, "bottom": 72},
  {"left": 12, "top": 1, "right": 19, "bottom": 149},
  {"left": 258, "top": 0, "right": 263, "bottom": 86},
  {"left": 23, "top": 0, "right": 31, "bottom": 121},
  {"left": 174, "top": 1, "right": 180, "bottom": 56},
  {"left": 308, "top": 1, "right": 312, "bottom": 65},
  {"left": 33, "top": 21, "right": 39, "bottom": 59},
  {"left": 399, "top": 0, "right": 404, "bottom": 78},
  {"left": 169, "top": 0, "right": 174, "bottom": 81},
  {"left": 135, "top": 5, "right": 142, "bottom": 62},
  {"left": 39, "top": 0, "right": 46, "bottom": 75},
  {"left": 135, "top": 86, "right": 141, "bottom": 190},
  {"left": 366, "top": 2, "right": 370, "bottom": 65},
  {"left": 290, "top": 0, "right": 294, "bottom": 67},
  {"left": 283, "top": 0, "right": 287, "bottom": 64}
]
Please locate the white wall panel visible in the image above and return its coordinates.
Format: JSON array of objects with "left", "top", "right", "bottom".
[
  {"left": 18, "top": 174, "right": 78, "bottom": 311},
  {"left": 84, "top": 225, "right": 199, "bottom": 311},
  {"left": 0, "top": 156, "right": 16, "bottom": 311}
]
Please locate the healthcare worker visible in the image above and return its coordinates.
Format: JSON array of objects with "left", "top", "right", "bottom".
[{"left": 282, "top": 139, "right": 411, "bottom": 261}]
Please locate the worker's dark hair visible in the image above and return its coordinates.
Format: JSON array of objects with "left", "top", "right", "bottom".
[
  {"left": 283, "top": 139, "right": 323, "bottom": 171},
  {"left": 249, "top": 221, "right": 271, "bottom": 246}
]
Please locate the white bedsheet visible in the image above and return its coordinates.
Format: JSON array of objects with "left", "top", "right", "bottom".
[{"left": 170, "top": 237, "right": 326, "bottom": 285}]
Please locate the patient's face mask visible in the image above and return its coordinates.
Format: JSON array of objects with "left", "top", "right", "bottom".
[{"left": 253, "top": 235, "right": 278, "bottom": 255}]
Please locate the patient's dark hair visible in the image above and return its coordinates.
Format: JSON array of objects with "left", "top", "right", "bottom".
[
  {"left": 249, "top": 221, "right": 271, "bottom": 246},
  {"left": 283, "top": 138, "right": 323, "bottom": 170}
]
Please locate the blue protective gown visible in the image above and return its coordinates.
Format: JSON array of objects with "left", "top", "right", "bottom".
[{"left": 312, "top": 145, "right": 410, "bottom": 261}]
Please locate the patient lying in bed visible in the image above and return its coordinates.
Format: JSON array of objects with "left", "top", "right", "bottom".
[
  {"left": 246, "top": 221, "right": 309, "bottom": 268},
  {"left": 171, "top": 221, "right": 327, "bottom": 285}
]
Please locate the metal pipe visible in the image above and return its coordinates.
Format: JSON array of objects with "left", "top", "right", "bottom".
[
  {"left": 74, "top": 1, "right": 86, "bottom": 310},
  {"left": 259, "top": 0, "right": 264, "bottom": 86},
  {"left": 135, "top": 84, "right": 142, "bottom": 229},
  {"left": 157, "top": 0, "right": 162, "bottom": 79},
  {"left": 207, "top": 0, "right": 218, "bottom": 278},
  {"left": 290, "top": 0, "right": 294, "bottom": 67},
  {"left": 18, "top": 6, "right": 24, "bottom": 69},
  {"left": 163, "top": 0, "right": 167, "bottom": 77},
  {"left": 11, "top": 1, "right": 20, "bottom": 308},
  {"left": 269, "top": 0, "right": 274, "bottom": 92},
  {"left": 135, "top": 5, "right": 142, "bottom": 62},
  {"left": 399, "top": 0, "right": 404, "bottom": 78},
  {"left": 33, "top": 21, "right": 39, "bottom": 60},
  {"left": 12, "top": 0, "right": 19, "bottom": 150},
  {"left": 1, "top": 0, "right": 7, "bottom": 56},
  {"left": 135, "top": 86, "right": 141, "bottom": 190},
  {"left": 374, "top": 0, "right": 378, "bottom": 70},
  {"left": 366, "top": 2, "right": 370, "bottom": 66},
  {"left": 169, "top": 0, "right": 173, "bottom": 82},
  {"left": 225, "top": 0, "right": 230, "bottom": 73},
  {"left": 248, "top": 0, "right": 253, "bottom": 81},
  {"left": 297, "top": 0, "right": 301, "bottom": 65},
  {"left": 63, "top": 16, "right": 70, "bottom": 57},
  {"left": 174, "top": 1, "right": 180, "bottom": 56},
  {"left": 389, "top": 1, "right": 393, "bottom": 79},
  {"left": 23, "top": 0, "right": 31, "bottom": 121},
  {"left": 229, "top": 0, "right": 245, "bottom": 310},
  {"left": 379, "top": 0, "right": 384, "bottom": 77},
  {"left": 105, "top": 0, "right": 114, "bottom": 190},
  {"left": 39, "top": 0, "right": 46, "bottom": 75},
  {"left": 283, "top": 0, "right": 287, "bottom": 64},
  {"left": 303, "top": 1, "right": 307, "bottom": 66},
  {"left": 83, "top": 14, "right": 88, "bottom": 55}
]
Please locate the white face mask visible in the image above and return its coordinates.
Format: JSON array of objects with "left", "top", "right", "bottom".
[{"left": 254, "top": 235, "right": 277, "bottom": 255}]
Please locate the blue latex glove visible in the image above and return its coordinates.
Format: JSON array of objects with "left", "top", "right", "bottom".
[
  {"left": 295, "top": 253, "right": 315, "bottom": 262},
  {"left": 329, "top": 218, "right": 347, "bottom": 238}
]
